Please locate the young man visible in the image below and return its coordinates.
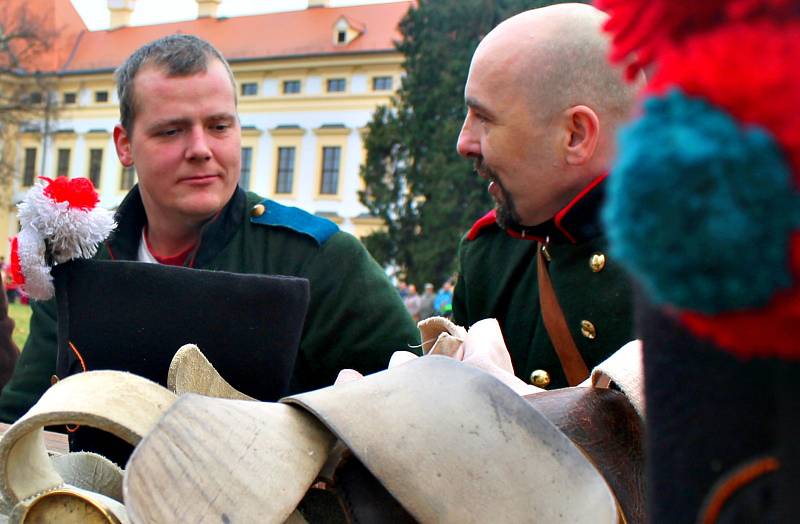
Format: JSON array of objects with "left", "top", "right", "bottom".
[
  {"left": 453, "top": 4, "right": 643, "bottom": 389},
  {"left": 0, "top": 34, "right": 419, "bottom": 422}
]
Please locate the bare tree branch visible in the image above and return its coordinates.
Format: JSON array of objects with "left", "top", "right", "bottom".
[{"left": 0, "top": 2, "right": 60, "bottom": 185}]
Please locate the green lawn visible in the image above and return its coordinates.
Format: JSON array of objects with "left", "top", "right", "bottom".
[{"left": 8, "top": 302, "right": 32, "bottom": 350}]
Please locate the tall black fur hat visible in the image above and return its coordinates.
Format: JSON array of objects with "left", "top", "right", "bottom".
[{"left": 637, "top": 295, "right": 798, "bottom": 523}]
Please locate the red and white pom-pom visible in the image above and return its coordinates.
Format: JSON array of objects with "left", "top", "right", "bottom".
[{"left": 13, "top": 177, "right": 116, "bottom": 300}]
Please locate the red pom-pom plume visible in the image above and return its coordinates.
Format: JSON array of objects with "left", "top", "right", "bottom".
[
  {"left": 40, "top": 176, "right": 99, "bottom": 210},
  {"left": 9, "top": 236, "right": 24, "bottom": 286},
  {"left": 596, "top": 0, "right": 800, "bottom": 78}
]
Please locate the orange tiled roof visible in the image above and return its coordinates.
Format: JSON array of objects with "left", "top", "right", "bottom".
[
  {"left": 0, "top": 0, "right": 86, "bottom": 73},
  {"left": 61, "top": 2, "right": 413, "bottom": 74}
]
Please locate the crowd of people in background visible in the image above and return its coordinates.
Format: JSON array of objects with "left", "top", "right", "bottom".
[{"left": 397, "top": 278, "right": 454, "bottom": 321}]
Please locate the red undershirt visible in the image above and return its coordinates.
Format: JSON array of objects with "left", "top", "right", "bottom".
[{"left": 143, "top": 227, "right": 196, "bottom": 267}]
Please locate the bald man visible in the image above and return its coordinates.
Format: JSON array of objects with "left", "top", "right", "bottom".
[{"left": 453, "top": 4, "right": 642, "bottom": 390}]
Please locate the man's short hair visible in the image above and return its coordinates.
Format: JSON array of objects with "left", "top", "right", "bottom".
[{"left": 115, "top": 34, "right": 237, "bottom": 132}]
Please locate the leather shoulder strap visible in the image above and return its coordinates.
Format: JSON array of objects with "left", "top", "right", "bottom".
[{"left": 537, "top": 242, "right": 590, "bottom": 386}]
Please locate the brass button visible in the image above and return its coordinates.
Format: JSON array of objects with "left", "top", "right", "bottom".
[
  {"left": 250, "top": 203, "right": 266, "bottom": 217},
  {"left": 589, "top": 253, "right": 606, "bottom": 272},
  {"left": 50, "top": 375, "right": 59, "bottom": 386},
  {"left": 580, "top": 320, "right": 597, "bottom": 339},
  {"left": 530, "top": 369, "right": 551, "bottom": 388}
]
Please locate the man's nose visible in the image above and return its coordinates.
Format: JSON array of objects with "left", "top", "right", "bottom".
[
  {"left": 456, "top": 119, "right": 479, "bottom": 159},
  {"left": 185, "top": 127, "right": 212, "bottom": 161}
]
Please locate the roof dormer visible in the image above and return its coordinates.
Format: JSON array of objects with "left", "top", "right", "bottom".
[{"left": 333, "top": 16, "right": 364, "bottom": 46}]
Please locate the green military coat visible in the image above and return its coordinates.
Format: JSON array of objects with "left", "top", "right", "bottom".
[
  {"left": 0, "top": 186, "right": 419, "bottom": 422},
  {"left": 453, "top": 179, "right": 634, "bottom": 389}
]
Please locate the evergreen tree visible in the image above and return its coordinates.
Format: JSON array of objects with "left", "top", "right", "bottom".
[{"left": 360, "top": 0, "right": 588, "bottom": 286}]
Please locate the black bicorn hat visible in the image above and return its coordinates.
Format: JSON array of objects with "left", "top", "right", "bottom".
[{"left": 51, "top": 259, "right": 310, "bottom": 464}]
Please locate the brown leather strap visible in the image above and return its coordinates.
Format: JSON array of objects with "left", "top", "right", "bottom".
[{"left": 537, "top": 242, "right": 590, "bottom": 386}]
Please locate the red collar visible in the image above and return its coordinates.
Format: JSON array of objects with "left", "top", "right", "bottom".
[{"left": 466, "top": 174, "right": 607, "bottom": 243}]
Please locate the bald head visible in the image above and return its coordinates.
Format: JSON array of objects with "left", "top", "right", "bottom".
[
  {"left": 458, "top": 3, "right": 643, "bottom": 227},
  {"left": 475, "top": 3, "right": 639, "bottom": 125}
]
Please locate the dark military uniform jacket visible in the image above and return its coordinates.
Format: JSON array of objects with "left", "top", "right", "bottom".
[
  {"left": 453, "top": 176, "right": 634, "bottom": 389},
  {"left": 0, "top": 186, "right": 419, "bottom": 422}
]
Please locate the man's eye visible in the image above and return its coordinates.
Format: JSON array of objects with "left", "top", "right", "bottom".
[
  {"left": 469, "top": 110, "right": 487, "bottom": 124},
  {"left": 159, "top": 128, "right": 179, "bottom": 137},
  {"left": 211, "top": 123, "right": 230, "bottom": 132}
]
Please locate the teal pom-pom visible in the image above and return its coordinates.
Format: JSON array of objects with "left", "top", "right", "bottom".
[{"left": 603, "top": 89, "right": 800, "bottom": 314}]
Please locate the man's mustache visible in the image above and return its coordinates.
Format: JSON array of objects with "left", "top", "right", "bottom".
[{"left": 474, "top": 157, "right": 496, "bottom": 181}]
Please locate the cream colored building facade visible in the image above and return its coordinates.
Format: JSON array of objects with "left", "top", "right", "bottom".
[{"left": 2, "top": 0, "right": 410, "bottom": 258}]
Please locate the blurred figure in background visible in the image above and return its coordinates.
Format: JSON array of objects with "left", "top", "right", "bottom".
[
  {"left": 418, "top": 283, "right": 437, "bottom": 320},
  {"left": 404, "top": 284, "right": 421, "bottom": 321},
  {"left": 435, "top": 280, "right": 454, "bottom": 318}
]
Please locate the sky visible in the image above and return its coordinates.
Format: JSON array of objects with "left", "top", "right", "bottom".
[{"left": 71, "top": 0, "right": 395, "bottom": 31}]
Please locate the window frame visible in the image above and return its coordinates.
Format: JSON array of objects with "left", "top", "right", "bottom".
[
  {"left": 319, "top": 146, "right": 341, "bottom": 195},
  {"left": 372, "top": 76, "right": 393, "bottom": 91},
  {"left": 326, "top": 78, "right": 346, "bottom": 93},
  {"left": 22, "top": 147, "right": 37, "bottom": 187},
  {"left": 282, "top": 80, "right": 301, "bottom": 95},
  {"left": 239, "top": 146, "right": 253, "bottom": 190},
  {"left": 240, "top": 82, "right": 258, "bottom": 97},
  {"left": 56, "top": 148, "right": 71, "bottom": 178},
  {"left": 275, "top": 146, "right": 296, "bottom": 195},
  {"left": 88, "top": 148, "right": 104, "bottom": 188}
]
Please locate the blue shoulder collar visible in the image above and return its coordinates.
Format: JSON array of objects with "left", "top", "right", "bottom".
[{"left": 249, "top": 199, "right": 339, "bottom": 246}]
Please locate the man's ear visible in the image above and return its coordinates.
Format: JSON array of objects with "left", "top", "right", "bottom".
[
  {"left": 113, "top": 124, "right": 134, "bottom": 167},
  {"left": 562, "top": 105, "right": 600, "bottom": 166}
]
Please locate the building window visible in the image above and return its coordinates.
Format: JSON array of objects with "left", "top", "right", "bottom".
[
  {"left": 28, "top": 92, "right": 43, "bottom": 104},
  {"left": 63, "top": 92, "right": 77, "bottom": 104},
  {"left": 240, "top": 147, "right": 252, "bottom": 190},
  {"left": 275, "top": 147, "right": 295, "bottom": 194},
  {"left": 337, "top": 30, "right": 347, "bottom": 43},
  {"left": 326, "top": 78, "right": 346, "bottom": 93},
  {"left": 320, "top": 146, "right": 340, "bottom": 195},
  {"left": 283, "top": 80, "right": 301, "bottom": 94},
  {"left": 22, "top": 148, "right": 36, "bottom": 186},
  {"left": 56, "top": 148, "right": 71, "bottom": 177},
  {"left": 88, "top": 148, "right": 103, "bottom": 188},
  {"left": 94, "top": 91, "right": 109, "bottom": 103},
  {"left": 120, "top": 166, "right": 136, "bottom": 191},
  {"left": 240, "top": 82, "right": 258, "bottom": 96},
  {"left": 373, "top": 76, "right": 393, "bottom": 91}
]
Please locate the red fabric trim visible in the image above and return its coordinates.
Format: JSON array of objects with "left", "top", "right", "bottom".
[
  {"left": 467, "top": 174, "right": 606, "bottom": 242},
  {"left": 698, "top": 456, "right": 780, "bottom": 524},
  {"left": 554, "top": 173, "right": 608, "bottom": 244},
  {"left": 466, "top": 210, "right": 498, "bottom": 241},
  {"left": 504, "top": 228, "right": 536, "bottom": 241}
]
